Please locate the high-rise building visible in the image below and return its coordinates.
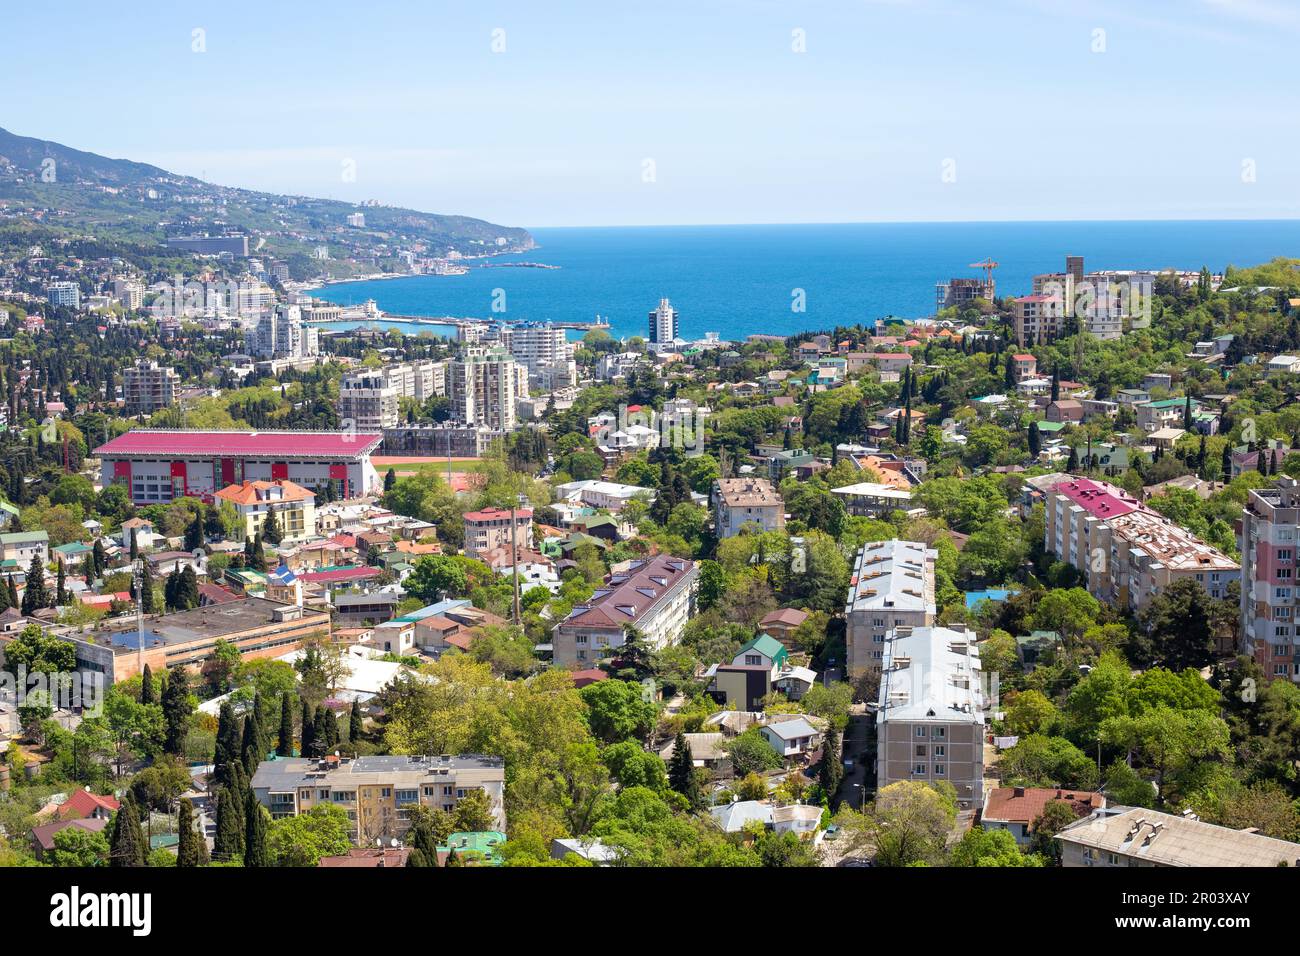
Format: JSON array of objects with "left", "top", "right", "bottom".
[
  {"left": 46, "top": 281, "right": 81, "bottom": 309},
  {"left": 448, "top": 346, "right": 517, "bottom": 430},
  {"left": 113, "top": 278, "right": 145, "bottom": 311},
  {"left": 123, "top": 359, "right": 179, "bottom": 416},
  {"left": 499, "top": 321, "right": 572, "bottom": 381},
  {"left": 1241, "top": 478, "right": 1300, "bottom": 682},
  {"left": 648, "top": 297, "right": 679, "bottom": 346},
  {"left": 250, "top": 304, "right": 319, "bottom": 359}
]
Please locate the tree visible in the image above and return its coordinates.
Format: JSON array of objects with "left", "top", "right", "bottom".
[
  {"left": 109, "top": 795, "right": 147, "bottom": 867},
  {"left": 161, "top": 663, "right": 192, "bottom": 756},
  {"left": 184, "top": 510, "right": 204, "bottom": 552},
  {"left": 140, "top": 560, "right": 155, "bottom": 614},
  {"left": 404, "top": 554, "right": 469, "bottom": 603},
  {"left": 1, "top": 622, "right": 76, "bottom": 675},
  {"left": 1003, "top": 690, "right": 1059, "bottom": 737},
  {"left": 950, "top": 826, "right": 1040, "bottom": 867},
  {"left": 20, "top": 553, "right": 47, "bottom": 613},
  {"left": 267, "top": 804, "right": 353, "bottom": 866},
  {"left": 261, "top": 505, "right": 283, "bottom": 546},
  {"left": 384, "top": 468, "right": 397, "bottom": 492},
  {"left": 300, "top": 697, "right": 316, "bottom": 758},
  {"left": 667, "top": 732, "right": 702, "bottom": 809},
  {"left": 213, "top": 787, "right": 245, "bottom": 862},
  {"left": 1140, "top": 578, "right": 1219, "bottom": 671},
  {"left": 579, "top": 680, "right": 657, "bottom": 744},
  {"left": 818, "top": 725, "right": 842, "bottom": 801},
  {"left": 1030, "top": 799, "right": 1083, "bottom": 863},
  {"left": 723, "top": 728, "right": 783, "bottom": 777},
  {"left": 176, "top": 797, "right": 208, "bottom": 867},
  {"left": 244, "top": 801, "right": 269, "bottom": 867},
  {"left": 452, "top": 787, "right": 497, "bottom": 833},
  {"left": 278, "top": 693, "right": 295, "bottom": 757},
  {"left": 48, "top": 825, "right": 110, "bottom": 867},
  {"left": 349, "top": 700, "right": 363, "bottom": 742},
  {"left": 140, "top": 664, "right": 155, "bottom": 706},
  {"left": 54, "top": 561, "right": 67, "bottom": 605},
  {"left": 850, "top": 781, "right": 957, "bottom": 867}
]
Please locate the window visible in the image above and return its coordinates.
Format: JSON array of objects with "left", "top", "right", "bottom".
[
  {"left": 934, "top": 745, "right": 945, "bottom": 757},
  {"left": 915, "top": 744, "right": 927, "bottom": 757},
  {"left": 913, "top": 764, "right": 926, "bottom": 775},
  {"left": 745, "top": 655, "right": 762, "bottom": 666},
  {"left": 395, "top": 789, "right": 418, "bottom": 805},
  {"left": 915, "top": 726, "right": 927, "bottom": 738},
  {"left": 380, "top": 788, "right": 392, "bottom": 798},
  {"left": 932, "top": 727, "right": 946, "bottom": 739},
  {"left": 934, "top": 764, "right": 946, "bottom": 776}
]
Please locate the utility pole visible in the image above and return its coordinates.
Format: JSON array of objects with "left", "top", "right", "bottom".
[{"left": 510, "top": 494, "right": 525, "bottom": 626}]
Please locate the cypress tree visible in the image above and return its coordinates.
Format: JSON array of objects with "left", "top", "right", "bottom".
[
  {"left": 278, "top": 693, "right": 295, "bottom": 757},
  {"left": 161, "top": 663, "right": 191, "bottom": 756},
  {"left": 109, "top": 794, "right": 147, "bottom": 867},
  {"left": 176, "top": 797, "right": 205, "bottom": 867},
  {"left": 184, "top": 511, "right": 204, "bottom": 552},
  {"left": 1222, "top": 442, "right": 1233, "bottom": 478},
  {"left": 55, "top": 562, "right": 67, "bottom": 605},
  {"left": 254, "top": 691, "right": 272, "bottom": 755},
  {"left": 667, "top": 732, "right": 701, "bottom": 809},
  {"left": 129, "top": 527, "right": 139, "bottom": 561},
  {"left": 244, "top": 800, "right": 268, "bottom": 867},
  {"left": 241, "top": 710, "right": 263, "bottom": 775},
  {"left": 141, "top": 560, "right": 155, "bottom": 614},
  {"left": 300, "top": 698, "right": 316, "bottom": 758},
  {"left": 7, "top": 576, "right": 16, "bottom": 611},
  {"left": 92, "top": 539, "right": 106, "bottom": 577},
  {"left": 349, "top": 700, "right": 363, "bottom": 743},
  {"left": 214, "top": 701, "right": 240, "bottom": 787},
  {"left": 140, "top": 664, "right": 155, "bottom": 705},
  {"left": 312, "top": 706, "right": 332, "bottom": 755},
  {"left": 0, "top": 574, "right": 10, "bottom": 613},
  {"left": 818, "top": 726, "right": 842, "bottom": 801},
  {"left": 213, "top": 787, "right": 244, "bottom": 862}
]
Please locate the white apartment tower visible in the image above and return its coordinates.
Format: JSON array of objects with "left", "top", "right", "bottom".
[
  {"left": 448, "top": 346, "right": 518, "bottom": 430},
  {"left": 648, "top": 298, "right": 679, "bottom": 347}
]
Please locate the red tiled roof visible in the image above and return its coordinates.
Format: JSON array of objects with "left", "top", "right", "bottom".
[
  {"left": 982, "top": 787, "right": 1104, "bottom": 825},
  {"left": 298, "top": 566, "right": 381, "bottom": 584},
  {"left": 57, "top": 788, "right": 121, "bottom": 820},
  {"left": 570, "top": 668, "right": 608, "bottom": 688},
  {"left": 1051, "top": 477, "right": 1139, "bottom": 519},
  {"left": 215, "top": 479, "right": 315, "bottom": 506},
  {"left": 561, "top": 555, "right": 695, "bottom": 629},
  {"left": 94, "top": 430, "right": 382, "bottom": 459}
]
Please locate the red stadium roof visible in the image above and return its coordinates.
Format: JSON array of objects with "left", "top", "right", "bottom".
[{"left": 93, "top": 430, "right": 382, "bottom": 459}]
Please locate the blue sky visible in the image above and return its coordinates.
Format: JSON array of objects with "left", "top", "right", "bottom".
[{"left": 6, "top": 0, "right": 1300, "bottom": 227}]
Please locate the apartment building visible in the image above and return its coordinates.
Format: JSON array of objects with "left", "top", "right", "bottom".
[
  {"left": 214, "top": 479, "right": 317, "bottom": 543},
  {"left": 462, "top": 506, "right": 533, "bottom": 562},
  {"left": 113, "top": 278, "right": 145, "bottom": 311},
  {"left": 250, "top": 754, "right": 506, "bottom": 845},
  {"left": 498, "top": 321, "right": 571, "bottom": 378},
  {"left": 122, "top": 359, "right": 179, "bottom": 416},
  {"left": 448, "top": 346, "right": 518, "bottom": 430},
  {"left": 935, "top": 276, "right": 994, "bottom": 311},
  {"left": 1043, "top": 477, "right": 1239, "bottom": 613},
  {"left": 1056, "top": 806, "right": 1300, "bottom": 867},
  {"left": 553, "top": 555, "right": 697, "bottom": 666},
  {"left": 381, "top": 423, "right": 504, "bottom": 458},
  {"left": 0, "top": 530, "right": 49, "bottom": 567},
  {"left": 1136, "top": 397, "right": 1197, "bottom": 433},
  {"left": 1031, "top": 259, "right": 1155, "bottom": 341},
  {"left": 711, "top": 477, "right": 785, "bottom": 538},
  {"left": 250, "top": 303, "right": 319, "bottom": 360},
  {"left": 1240, "top": 478, "right": 1300, "bottom": 681},
  {"left": 845, "top": 539, "right": 936, "bottom": 677},
  {"left": 876, "top": 625, "right": 986, "bottom": 809},
  {"left": 1012, "top": 294, "right": 1063, "bottom": 346},
  {"left": 648, "top": 297, "right": 679, "bottom": 348},
  {"left": 338, "top": 369, "right": 400, "bottom": 431},
  {"left": 46, "top": 281, "right": 81, "bottom": 309},
  {"left": 830, "top": 481, "right": 913, "bottom": 517}
]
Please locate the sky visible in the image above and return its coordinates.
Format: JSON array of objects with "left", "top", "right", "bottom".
[{"left": 5, "top": 0, "right": 1300, "bottom": 228}]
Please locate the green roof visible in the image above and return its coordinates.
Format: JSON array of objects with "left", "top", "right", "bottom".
[
  {"left": 737, "top": 633, "right": 788, "bottom": 663},
  {"left": 1033, "top": 421, "right": 1066, "bottom": 433},
  {"left": 1145, "top": 397, "right": 1198, "bottom": 409},
  {"left": 438, "top": 831, "right": 506, "bottom": 865},
  {"left": 0, "top": 531, "right": 47, "bottom": 544}
]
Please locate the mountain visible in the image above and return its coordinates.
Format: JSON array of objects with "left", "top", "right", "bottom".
[{"left": 0, "top": 127, "right": 533, "bottom": 277}]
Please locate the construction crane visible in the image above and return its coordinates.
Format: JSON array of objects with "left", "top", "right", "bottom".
[{"left": 969, "top": 258, "right": 998, "bottom": 291}]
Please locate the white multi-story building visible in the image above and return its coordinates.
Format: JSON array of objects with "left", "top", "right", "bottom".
[
  {"left": 711, "top": 477, "right": 785, "bottom": 538},
  {"left": 648, "top": 297, "right": 679, "bottom": 349},
  {"left": 845, "top": 539, "right": 937, "bottom": 677},
  {"left": 46, "top": 281, "right": 81, "bottom": 309},
  {"left": 113, "top": 278, "right": 145, "bottom": 311},
  {"left": 553, "top": 556, "right": 698, "bottom": 666},
  {"left": 250, "top": 303, "right": 319, "bottom": 359}
]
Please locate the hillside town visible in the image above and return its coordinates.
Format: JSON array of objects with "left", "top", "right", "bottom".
[{"left": 1, "top": 225, "right": 1299, "bottom": 874}]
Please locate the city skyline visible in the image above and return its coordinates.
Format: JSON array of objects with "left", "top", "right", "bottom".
[{"left": 7, "top": 0, "right": 1300, "bottom": 227}]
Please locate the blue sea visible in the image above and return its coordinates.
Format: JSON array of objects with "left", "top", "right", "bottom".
[{"left": 307, "top": 221, "right": 1300, "bottom": 342}]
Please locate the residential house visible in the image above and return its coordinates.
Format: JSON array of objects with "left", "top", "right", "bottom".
[
  {"left": 711, "top": 477, "right": 785, "bottom": 538},
  {"left": 1056, "top": 806, "right": 1300, "bottom": 867},
  {"left": 758, "top": 716, "right": 823, "bottom": 761},
  {"left": 215, "top": 479, "right": 318, "bottom": 543},
  {"left": 980, "top": 786, "right": 1105, "bottom": 846}
]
